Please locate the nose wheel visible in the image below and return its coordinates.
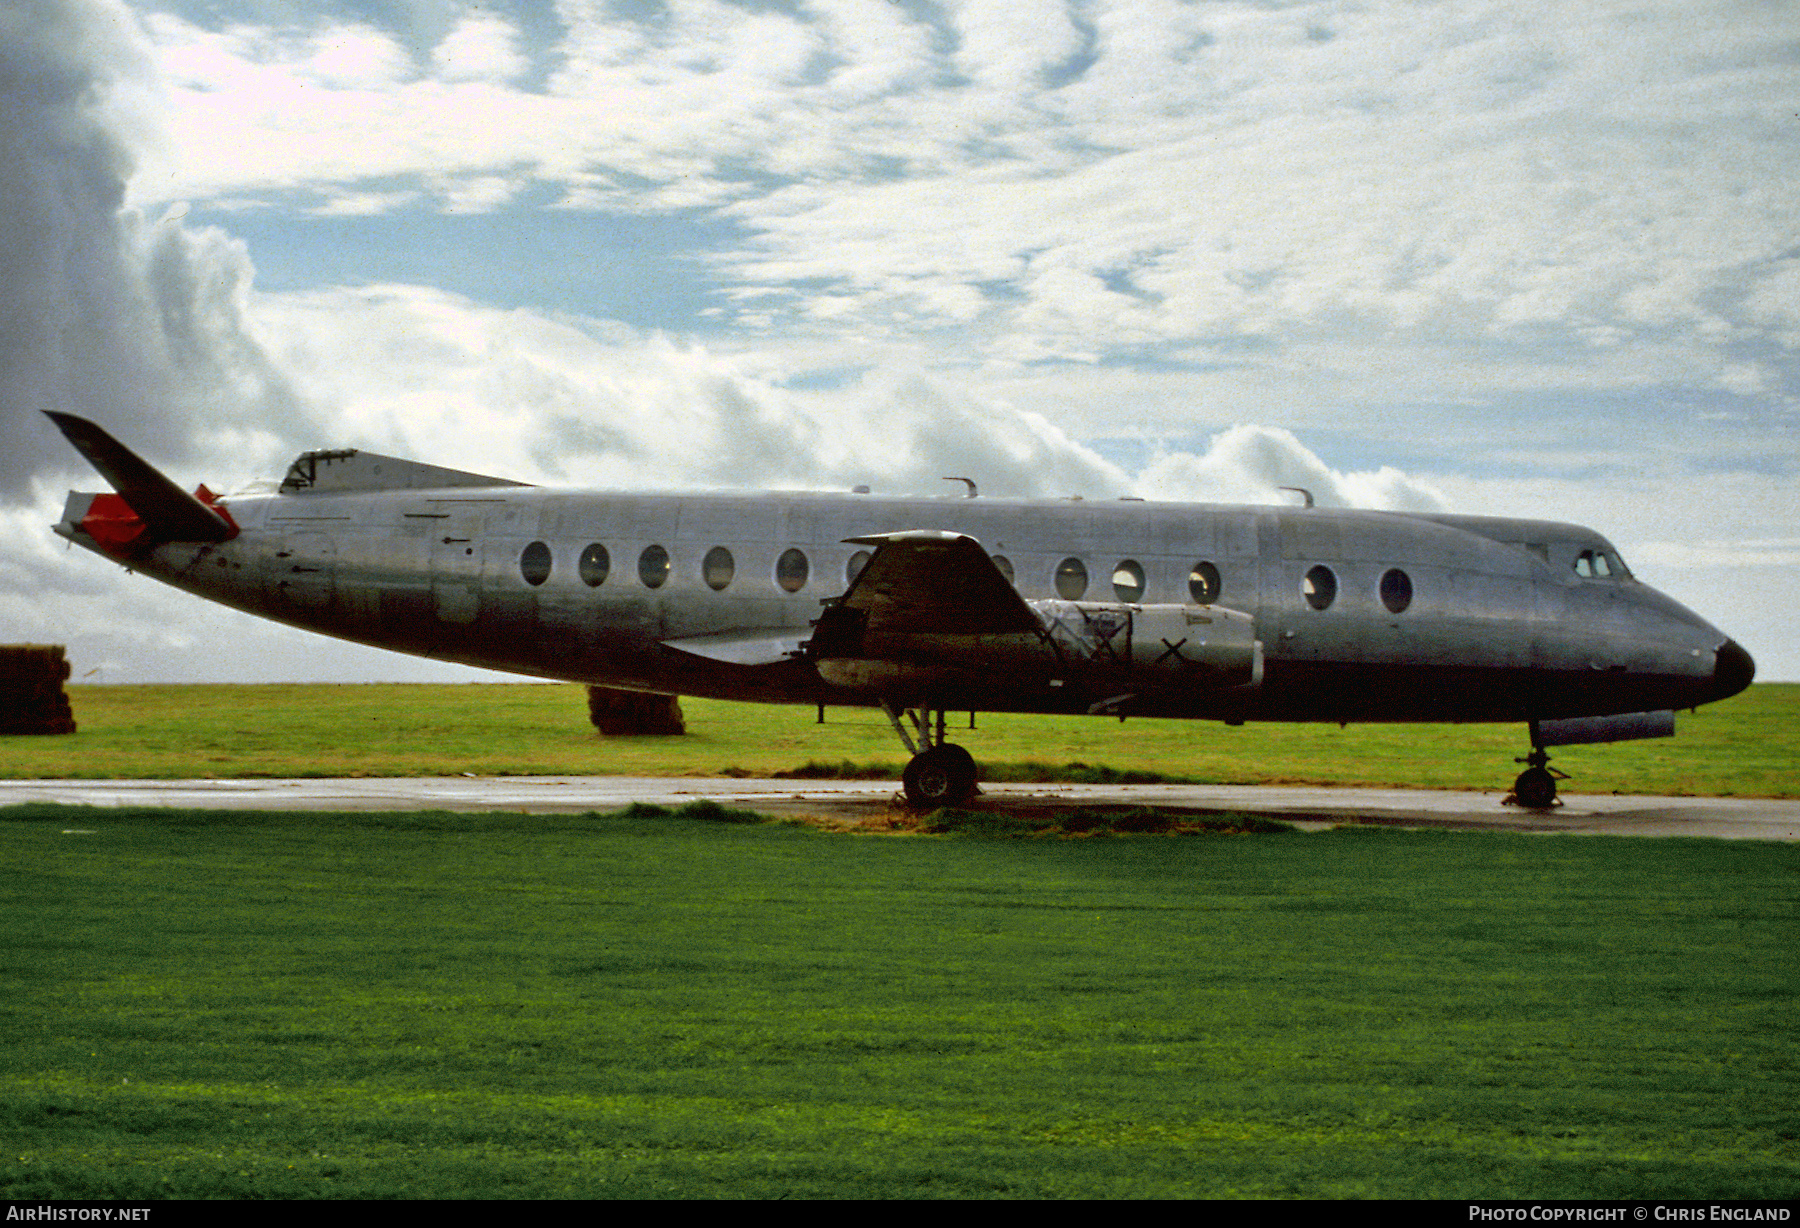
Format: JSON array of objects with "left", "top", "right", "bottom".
[
  {"left": 1506, "top": 741, "right": 1567, "bottom": 809},
  {"left": 882, "top": 700, "right": 981, "bottom": 808}
]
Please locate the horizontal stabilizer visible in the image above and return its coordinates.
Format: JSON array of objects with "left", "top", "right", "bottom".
[{"left": 45, "top": 412, "right": 235, "bottom": 545}]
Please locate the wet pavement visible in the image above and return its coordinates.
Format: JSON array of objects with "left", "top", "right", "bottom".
[{"left": 4, "top": 776, "right": 1796, "bottom": 840}]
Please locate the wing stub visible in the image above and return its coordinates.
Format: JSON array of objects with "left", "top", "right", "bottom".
[{"left": 829, "top": 531, "right": 1043, "bottom": 639}]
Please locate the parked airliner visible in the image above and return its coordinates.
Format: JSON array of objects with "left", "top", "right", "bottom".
[{"left": 47, "top": 412, "right": 1753, "bottom": 808}]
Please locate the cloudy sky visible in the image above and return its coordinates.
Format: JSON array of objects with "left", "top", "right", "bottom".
[{"left": 3, "top": 0, "right": 1796, "bottom": 685}]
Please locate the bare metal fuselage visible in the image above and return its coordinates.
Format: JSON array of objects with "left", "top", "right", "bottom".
[{"left": 54, "top": 479, "right": 1749, "bottom": 726}]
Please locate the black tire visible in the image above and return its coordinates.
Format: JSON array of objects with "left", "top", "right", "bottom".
[
  {"left": 902, "top": 744, "right": 978, "bottom": 808},
  {"left": 1513, "top": 766, "right": 1557, "bottom": 809}
]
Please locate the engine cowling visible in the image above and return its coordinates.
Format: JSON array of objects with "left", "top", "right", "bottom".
[
  {"left": 1028, "top": 601, "right": 1259, "bottom": 687},
  {"left": 812, "top": 601, "right": 1261, "bottom": 695}
]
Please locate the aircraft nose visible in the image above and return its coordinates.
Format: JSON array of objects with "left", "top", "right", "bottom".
[{"left": 1712, "top": 638, "right": 1755, "bottom": 703}]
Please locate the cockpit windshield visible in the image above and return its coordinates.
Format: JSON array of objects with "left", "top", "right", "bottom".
[{"left": 1572, "top": 547, "right": 1629, "bottom": 579}]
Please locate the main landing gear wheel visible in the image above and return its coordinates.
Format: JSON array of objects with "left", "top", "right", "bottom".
[
  {"left": 879, "top": 699, "right": 982, "bottom": 809},
  {"left": 902, "top": 743, "right": 978, "bottom": 809}
]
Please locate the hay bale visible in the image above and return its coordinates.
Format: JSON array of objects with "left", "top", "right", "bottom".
[
  {"left": 587, "top": 686, "right": 685, "bottom": 736},
  {"left": 0, "top": 645, "right": 76, "bottom": 735},
  {"left": 0, "top": 644, "right": 70, "bottom": 683}
]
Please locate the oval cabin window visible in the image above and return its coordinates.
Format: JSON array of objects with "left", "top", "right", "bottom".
[
  {"left": 1302, "top": 564, "right": 1337, "bottom": 611},
  {"left": 1380, "top": 568, "right": 1413, "bottom": 614},
  {"left": 1112, "top": 559, "right": 1146, "bottom": 603},
  {"left": 638, "top": 544, "right": 670, "bottom": 590},
  {"left": 777, "top": 548, "right": 809, "bottom": 593},
  {"left": 520, "top": 541, "right": 552, "bottom": 587},
  {"left": 1189, "top": 560, "right": 1222, "bottom": 604},
  {"left": 579, "top": 543, "right": 610, "bottom": 588},
  {"left": 703, "top": 547, "right": 735, "bottom": 591},
  {"left": 1054, "top": 557, "right": 1088, "bottom": 600}
]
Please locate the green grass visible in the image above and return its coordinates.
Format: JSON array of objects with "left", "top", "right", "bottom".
[
  {"left": 1, "top": 682, "right": 1795, "bottom": 796},
  {"left": 2, "top": 804, "right": 1797, "bottom": 1198}
]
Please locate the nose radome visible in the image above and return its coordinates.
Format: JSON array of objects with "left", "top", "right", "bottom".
[{"left": 1713, "top": 638, "right": 1755, "bottom": 703}]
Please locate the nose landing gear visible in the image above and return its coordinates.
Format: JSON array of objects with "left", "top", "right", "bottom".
[
  {"left": 882, "top": 700, "right": 979, "bottom": 808},
  {"left": 1506, "top": 725, "right": 1567, "bottom": 809}
]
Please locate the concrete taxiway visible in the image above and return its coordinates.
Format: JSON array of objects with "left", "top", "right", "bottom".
[{"left": 3, "top": 777, "right": 1796, "bottom": 841}]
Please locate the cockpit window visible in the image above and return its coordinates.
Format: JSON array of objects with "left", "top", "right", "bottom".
[{"left": 1573, "top": 549, "right": 1617, "bottom": 579}]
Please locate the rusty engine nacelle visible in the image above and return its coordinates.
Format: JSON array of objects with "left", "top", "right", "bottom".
[
  {"left": 1029, "top": 601, "right": 1260, "bottom": 688},
  {"left": 814, "top": 601, "right": 1260, "bottom": 698}
]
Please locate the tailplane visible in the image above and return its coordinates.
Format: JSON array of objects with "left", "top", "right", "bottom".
[{"left": 45, "top": 412, "right": 237, "bottom": 551}]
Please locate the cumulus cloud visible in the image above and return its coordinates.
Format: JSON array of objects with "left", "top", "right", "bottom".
[
  {"left": 0, "top": 0, "right": 149, "bottom": 495},
  {"left": 432, "top": 14, "right": 528, "bottom": 85},
  {"left": 233, "top": 280, "right": 1434, "bottom": 513},
  {"left": 245, "top": 283, "right": 1135, "bottom": 498},
  {"left": 0, "top": 0, "right": 307, "bottom": 500},
  {"left": 127, "top": 1, "right": 1800, "bottom": 373},
  {"left": 299, "top": 23, "right": 411, "bottom": 90},
  {"left": 1137, "top": 426, "right": 1450, "bottom": 511}
]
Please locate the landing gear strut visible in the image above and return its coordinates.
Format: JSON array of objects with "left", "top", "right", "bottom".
[
  {"left": 882, "top": 701, "right": 979, "bottom": 808},
  {"left": 1506, "top": 723, "right": 1568, "bottom": 809}
]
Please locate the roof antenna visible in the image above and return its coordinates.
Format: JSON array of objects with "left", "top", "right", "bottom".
[
  {"left": 942, "top": 476, "right": 979, "bottom": 498},
  {"left": 1278, "top": 485, "right": 1314, "bottom": 509}
]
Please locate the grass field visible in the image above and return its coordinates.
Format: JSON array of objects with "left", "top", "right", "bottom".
[
  {"left": 3, "top": 803, "right": 1797, "bottom": 1199},
  {"left": 1, "top": 682, "right": 1795, "bottom": 797}
]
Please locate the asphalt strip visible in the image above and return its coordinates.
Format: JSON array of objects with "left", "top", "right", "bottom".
[{"left": 2, "top": 777, "right": 1796, "bottom": 841}]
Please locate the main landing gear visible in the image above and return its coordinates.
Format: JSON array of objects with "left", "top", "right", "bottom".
[
  {"left": 1506, "top": 724, "right": 1568, "bottom": 809},
  {"left": 882, "top": 701, "right": 979, "bottom": 808}
]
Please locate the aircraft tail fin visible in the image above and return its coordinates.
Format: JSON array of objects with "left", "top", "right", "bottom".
[{"left": 45, "top": 412, "right": 237, "bottom": 548}]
